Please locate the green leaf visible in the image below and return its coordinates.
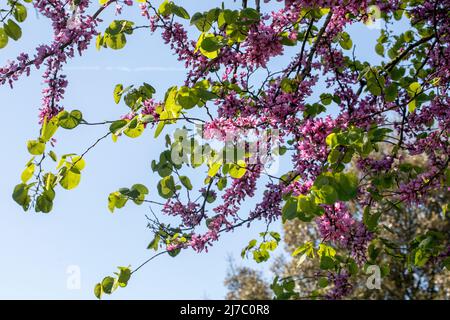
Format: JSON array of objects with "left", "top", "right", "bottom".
[
  {"left": 172, "top": 5, "right": 190, "bottom": 20},
  {"left": 190, "top": 12, "right": 212, "bottom": 32},
  {"left": 280, "top": 78, "right": 295, "bottom": 93},
  {"left": 154, "top": 122, "right": 165, "bottom": 138},
  {"left": 41, "top": 117, "right": 59, "bottom": 142},
  {"left": 297, "top": 195, "right": 323, "bottom": 221},
  {"left": 49, "top": 151, "right": 58, "bottom": 162},
  {"left": 156, "top": 162, "right": 173, "bottom": 178},
  {"left": 36, "top": 191, "right": 54, "bottom": 213},
  {"left": 43, "top": 173, "right": 56, "bottom": 191},
  {"left": 385, "top": 83, "right": 398, "bottom": 102},
  {"left": 13, "top": 4, "right": 27, "bottom": 23},
  {"left": 70, "top": 155, "right": 86, "bottom": 171},
  {"left": 407, "top": 82, "right": 422, "bottom": 113},
  {"left": 105, "top": 33, "right": 127, "bottom": 50},
  {"left": 318, "top": 277, "right": 329, "bottom": 288},
  {"left": 314, "top": 184, "right": 338, "bottom": 205},
  {"left": 317, "top": 243, "right": 336, "bottom": 258},
  {"left": 108, "top": 192, "right": 128, "bottom": 213},
  {"left": 326, "top": 133, "right": 338, "bottom": 148},
  {"left": 12, "top": 183, "right": 30, "bottom": 209},
  {"left": 292, "top": 242, "right": 314, "bottom": 258},
  {"left": 131, "top": 184, "right": 149, "bottom": 195},
  {"left": 408, "top": 82, "right": 422, "bottom": 96},
  {"left": 27, "top": 140, "right": 45, "bottom": 155},
  {"left": 442, "top": 257, "right": 450, "bottom": 270},
  {"left": 348, "top": 259, "right": 358, "bottom": 275},
  {"left": 375, "top": 43, "right": 384, "bottom": 57},
  {"left": 364, "top": 210, "right": 382, "bottom": 231},
  {"left": 320, "top": 93, "right": 333, "bottom": 105},
  {"left": 114, "top": 84, "right": 123, "bottom": 104},
  {"left": 21, "top": 163, "right": 35, "bottom": 183},
  {"left": 4, "top": 19, "right": 22, "bottom": 41},
  {"left": 320, "top": 255, "right": 335, "bottom": 270},
  {"left": 208, "top": 162, "right": 222, "bottom": 177},
  {"left": 334, "top": 172, "right": 358, "bottom": 201},
  {"left": 393, "top": 9, "right": 403, "bottom": 20},
  {"left": 106, "top": 20, "right": 134, "bottom": 35},
  {"left": 240, "top": 8, "right": 260, "bottom": 22},
  {"left": 60, "top": 168, "right": 81, "bottom": 190},
  {"left": 124, "top": 122, "right": 144, "bottom": 138},
  {"left": 282, "top": 197, "right": 298, "bottom": 222},
  {"left": 58, "top": 110, "right": 83, "bottom": 129},
  {"left": 110, "top": 120, "right": 128, "bottom": 134},
  {"left": 197, "top": 33, "right": 220, "bottom": 59},
  {"left": 148, "top": 234, "right": 161, "bottom": 251},
  {"left": 158, "top": 0, "right": 172, "bottom": 15},
  {"left": 390, "top": 67, "right": 405, "bottom": 81},
  {"left": 217, "top": 177, "right": 227, "bottom": 190},
  {"left": 229, "top": 160, "right": 246, "bottom": 179},
  {"left": 101, "top": 276, "right": 115, "bottom": 294},
  {"left": 157, "top": 176, "right": 176, "bottom": 199},
  {"left": 414, "top": 249, "right": 429, "bottom": 267},
  {"left": 445, "top": 168, "right": 450, "bottom": 187},
  {"left": 180, "top": 176, "right": 193, "bottom": 190},
  {"left": 278, "top": 146, "right": 288, "bottom": 156},
  {"left": 367, "top": 79, "right": 382, "bottom": 96},
  {"left": 327, "top": 148, "right": 340, "bottom": 164},
  {"left": 177, "top": 86, "right": 199, "bottom": 109},
  {"left": 241, "top": 239, "right": 257, "bottom": 258},
  {"left": 94, "top": 283, "right": 102, "bottom": 299},
  {"left": 408, "top": 100, "right": 417, "bottom": 113},
  {"left": 252, "top": 250, "right": 270, "bottom": 263},
  {"left": 339, "top": 32, "right": 353, "bottom": 50},
  {"left": 404, "top": 30, "right": 414, "bottom": 43},
  {"left": 168, "top": 248, "right": 181, "bottom": 257},
  {"left": 117, "top": 267, "right": 131, "bottom": 287},
  {"left": 200, "top": 35, "right": 223, "bottom": 52},
  {"left": 0, "top": 28, "right": 8, "bottom": 49},
  {"left": 368, "top": 243, "right": 381, "bottom": 261},
  {"left": 96, "top": 34, "right": 104, "bottom": 51}
]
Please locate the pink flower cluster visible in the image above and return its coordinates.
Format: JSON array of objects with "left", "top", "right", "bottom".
[
  {"left": 295, "top": 116, "right": 341, "bottom": 179},
  {"left": 115, "top": 0, "right": 134, "bottom": 15},
  {"left": 317, "top": 203, "right": 372, "bottom": 264},
  {"left": 202, "top": 117, "right": 259, "bottom": 142},
  {"left": 250, "top": 183, "right": 283, "bottom": 222},
  {"left": 38, "top": 70, "right": 67, "bottom": 123},
  {"left": 162, "top": 200, "right": 201, "bottom": 228},
  {"left": 214, "top": 167, "right": 261, "bottom": 220},
  {"left": 357, "top": 156, "right": 394, "bottom": 172},
  {"left": 1, "top": 0, "right": 99, "bottom": 122},
  {"left": 242, "top": 22, "right": 284, "bottom": 69},
  {"left": 326, "top": 271, "right": 353, "bottom": 300},
  {"left": 187, "top": 167, "right": 262, "bottom": 253}
]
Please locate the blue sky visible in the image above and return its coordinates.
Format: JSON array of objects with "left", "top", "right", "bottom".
[{"left": 0, "top": 1, "right": 389, "bottom": 299}]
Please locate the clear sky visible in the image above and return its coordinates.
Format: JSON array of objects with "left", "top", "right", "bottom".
[{"left": 0, "top": 1, "right": 390, "bottom": 299}]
